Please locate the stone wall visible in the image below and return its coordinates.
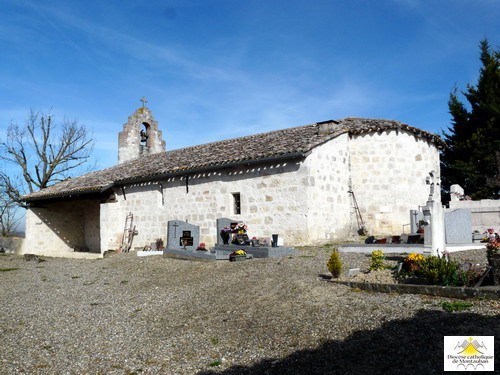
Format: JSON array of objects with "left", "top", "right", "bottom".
[
  {"left": 100, "top": 159, "right": 310, "bottom": 251},
  {"left": 25, "top": 128, "right": 444, "bottom": 256},
  {"left": 448, "top": 199, "right": 500, "bottom": 233},
  {"left": 349, "top": 129, "right": 441, "bottom": 236},
  {"left": 100, "top": 183, "right": 165, "bottom": 251},
  {"left": 100, "top": 130, "right": 442, "bottom": 250},
  {"left": 304, "top": 134, "right": 355, "bottom": 242},
  {"left": 22, "top": 200, "right": 101, "bottom": 257}
]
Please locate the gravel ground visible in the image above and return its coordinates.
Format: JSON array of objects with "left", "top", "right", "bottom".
[{"left": 0, "top": 248, "right": 498, "bottom": 375}]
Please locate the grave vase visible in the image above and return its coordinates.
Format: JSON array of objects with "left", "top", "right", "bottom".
[
  {"left": 272, "top": 234, "right": 279, "bottom": 247},
  {"left": 229, "top": 255, "right": 246, "bottom": 262},
  {"left": 221, "top": 232, "right": 230, "bottom": 245}
]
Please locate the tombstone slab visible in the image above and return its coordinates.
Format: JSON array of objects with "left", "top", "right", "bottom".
[
  {"left": 216, "top": 217, "right": 242, "bottom": 245},
  {"left": 167, "top": 220, "right": 200, "bottom": 251},
  {"left": 444, "top": 209, "right": 472, "bottom": 244}
]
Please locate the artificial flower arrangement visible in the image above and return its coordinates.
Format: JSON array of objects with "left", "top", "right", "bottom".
[
  {"left": 229, "top": 249, "right": 247, "bottom": 262},
  {"left": 486, "top": 239, "right": 499, "bottom": 265},
  {"left": 483, "top": 228, "right": 499, "bottom": 242},
  {"left": 196, "top": 242, "right": 207, "bottom": 251},
  {"left": 233, "top": 223, "right": 248, "bottom": 234},
  {"left": 230, "top": 249, "right": 247, "bottom": 256}
]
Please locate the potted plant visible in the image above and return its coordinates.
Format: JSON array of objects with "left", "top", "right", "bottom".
[
  {"left": 229, "top": 249, "right": 247, "bottom": 262},
  {"left": 486, "top": 238, "right": 499, "bottom": 286},
  {"left": 196, "top": 243, "right": 207, "bottom": 251},
  {"left": 155, "top": 238, "right": 165, "bottom": 251}
]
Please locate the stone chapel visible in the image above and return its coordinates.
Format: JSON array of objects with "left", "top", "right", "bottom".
[{"left": 21, "top": 101, "right": 444, "bottom": 257}]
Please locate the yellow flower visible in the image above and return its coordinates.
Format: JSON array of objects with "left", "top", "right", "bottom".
[{"left": 405, "top": 253, "right": 424, "bottom": 262}]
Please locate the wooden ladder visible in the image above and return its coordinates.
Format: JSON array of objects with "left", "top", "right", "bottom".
[
  {"left": 348, "top": 189, "right": 367, "bottom": 236},
  {"left": 120, "top": 212, "right": 135, "bottom": 252}
]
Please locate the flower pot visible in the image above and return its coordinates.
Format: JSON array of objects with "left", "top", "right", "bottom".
[
  {"left": 221, "top": 233, "right": 230, "bottom": 245},
  {"left": 491, "top": 254, "right": 500, "bottom": 286},
  {"left": 229, "top": 255, "right": 246, "bottom": 262}
]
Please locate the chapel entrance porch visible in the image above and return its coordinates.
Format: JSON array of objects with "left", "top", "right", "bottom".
[{"left": 23, "top": 198, "right": 101, "bottom": 258}]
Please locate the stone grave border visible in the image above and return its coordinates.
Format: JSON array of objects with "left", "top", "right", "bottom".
[{"left": 328, "top": 279, "right": 500, "bottom": 299}]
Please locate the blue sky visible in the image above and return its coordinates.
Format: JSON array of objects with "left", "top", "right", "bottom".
[{"left": 1, "top": 0, "right": 499, "bottom": 172}]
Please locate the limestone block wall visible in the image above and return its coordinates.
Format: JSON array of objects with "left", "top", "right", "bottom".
[
  {"left": 100, "top": 159, "right": 310, "bottom": 250},
  {"left": 348, "top": 130, "right": 440, "bottom": 236},
  {"left": 22, "top": 200, "right": 100, "bottom": 257},
  {"left": 99, "top": 183, "right": 163, "bottom": 252},
  {"left": 448, "top": 199, "right": 500, "bottom": 233},
  {"left": 304, "top": 134, "right": 356, "bottom": 242},
  {"left": 161, "top": 162, "right": 309, "bottom": 246}
]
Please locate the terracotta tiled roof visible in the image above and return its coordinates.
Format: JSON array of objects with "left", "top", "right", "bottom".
[{"left": 23, "top": 118, "right": 443, "bottom": 201}]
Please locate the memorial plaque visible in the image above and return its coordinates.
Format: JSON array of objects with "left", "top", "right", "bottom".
[
  {"left": 167, "top": 220, "right": 200, "bottom": 251},
  {"left": 180, "top": 230, "right": 194, "bottom": 247}
]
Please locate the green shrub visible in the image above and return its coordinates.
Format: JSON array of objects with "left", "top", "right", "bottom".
[
  {"left": 441, "top": 300, "right": 473, "bottom": 312},
  {"left": 369, "top": 250, "right": 385, "bottom": 271},
  {"left": 414, "top": 256, "right": 467, "bottom": 286},
  {"left": 327, "top": 248, "right": 342, "bottom": 278}
]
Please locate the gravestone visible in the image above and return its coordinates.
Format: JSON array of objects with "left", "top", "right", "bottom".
[
  {"left": 216, "top": 217, "right": 242, "bottom": 245},
  {"left": 167, "top": 220, "right": 200, "bottom": 251},
  {"left": 450, "top": 184, "right": 465, "bottom": 201},
  {"left": 444, "top": 209, "right": 472, "bottom": 244}
]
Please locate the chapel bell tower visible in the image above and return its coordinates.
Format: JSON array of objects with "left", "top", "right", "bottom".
[{"left": 118, "top": 97, "right": 166, "bottom": 164}]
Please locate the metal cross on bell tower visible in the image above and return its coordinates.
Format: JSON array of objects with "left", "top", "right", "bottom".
[{"left": 140, "top": 96, "right": 148, "bottom": 108}]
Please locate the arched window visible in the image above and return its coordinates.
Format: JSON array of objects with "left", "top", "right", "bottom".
[{"left": 140, "top": 123, "right": 150, "bottom": 147}]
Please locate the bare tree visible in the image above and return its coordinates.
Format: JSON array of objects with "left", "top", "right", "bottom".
[
  {"left": 0, "top": 109, "right": 95, "bottom": 206},
  {"left": 0, "top": 194, "right": 20, "bottom": 237}
]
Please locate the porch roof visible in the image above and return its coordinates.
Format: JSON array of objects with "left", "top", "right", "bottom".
[{"left": 23, "top": 118, "right": 444, "bottom": 202}]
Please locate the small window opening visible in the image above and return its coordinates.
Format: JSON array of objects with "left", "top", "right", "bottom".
[{"left": 232, "top": 193, "right": 241, "bottom": 215}]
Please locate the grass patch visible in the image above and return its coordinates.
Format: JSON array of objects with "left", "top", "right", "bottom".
[
  {"left": 120, "top": 280, "right": 129, "bottom": 284},
  {"left": 210, "top": 337, "right": 219, "bottom": 345},
  {"left": 130, "top": 307, "right": 142, "bottom": 318},
  {"left": 71, "top": 276, "right": 81, "bottom": 279},
  {"left": 0, "top": 267, "right": 19, "bottom": 272},
  {"left": 209, "top": 360, "right": 222, "bottom": 367},
  {"left": 441, "top": 300, "right": 473, "bottom": 312}
]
